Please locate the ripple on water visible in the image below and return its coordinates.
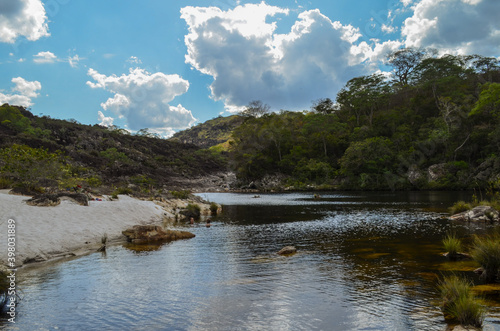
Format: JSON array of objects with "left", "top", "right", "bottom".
[{"left": 6, "top": 192, "right": 500, "bottom": 330}]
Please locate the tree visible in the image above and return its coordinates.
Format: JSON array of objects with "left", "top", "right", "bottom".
[
  {"left": 311, "top": 98, "right": 335, "bottom": 114},
  {"left": 240, "top": 100, "right": 270, "bottom": 118},
  {"left": 336, "top": 74, "right": 390, "bottom": 127},
  {"left": 388, "top": 48, "right": 429, "bottom": 87}
]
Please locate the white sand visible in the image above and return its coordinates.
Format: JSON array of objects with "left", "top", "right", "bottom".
[{"left": 0, "top": 191, "right": 168, "bottom": 267}]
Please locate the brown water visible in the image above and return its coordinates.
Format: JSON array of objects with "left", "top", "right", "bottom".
[{"left": 3, "top": 191, "right": 500, "bottom": 330}]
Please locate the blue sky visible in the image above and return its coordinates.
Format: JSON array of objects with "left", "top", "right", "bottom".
[{"left": 1, "top": 0, "right": 499, "bottom": 136}]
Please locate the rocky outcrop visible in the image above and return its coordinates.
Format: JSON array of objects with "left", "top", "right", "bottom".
[
  {"left": 277, "top": 246, "right": 297, "bottom": 255},
  {"left": 449, "top": 205, "right": 500, "bottom": 222},
  {"left": 122, "top": 225, "right": 195, "bottom": 244},
  {"left": 26, "top": 192, "right": 89, "bottom": 206},
  {"left": 428, "top": 163, "right": 448, "bottom": 182}
]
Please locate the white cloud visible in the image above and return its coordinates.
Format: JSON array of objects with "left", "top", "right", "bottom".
[
  {"left": 68, "top": 54, "right": 80, "bottom": 68},
  {"left": 181, "top": 3, "right": 380, "bottom": 111},
  {"left": 0, "top": 77, "right": 41, "bottom": 107},
  {"left": 0, "top": 0, "right": 49, "bottom": 43},
  {"left": 127, "top": 56, "right": 142, "bottom": 64},
  {"left": 33, "top": 51, "right": 57, "bottom": 63},
  {"left": 402, "top": 0, "right": 500, "bottom": 56},
  {"left": 97, "top": 111, "right": 114, "bottom": 127},
  {"left": 87, "top": 68, "right": 196, "bottom": 135}
]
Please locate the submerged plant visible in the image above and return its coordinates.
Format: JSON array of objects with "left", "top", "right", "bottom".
[
  {"left": 438, "top": 275, "right": 485, "bottom": 328},
  {"left": 470, "top": 233, "right": 500, "bottom": 282}
]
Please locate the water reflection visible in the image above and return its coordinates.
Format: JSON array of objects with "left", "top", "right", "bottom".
[{"left": 3, "top": 191, "right": 500, "bottom": 330}]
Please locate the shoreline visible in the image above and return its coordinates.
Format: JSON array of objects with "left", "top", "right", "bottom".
[{"left": 0, "top": 190, "right": 214, "bottom": 268}]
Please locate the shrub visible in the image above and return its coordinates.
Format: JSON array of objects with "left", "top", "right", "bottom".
[
  {"left": 449, "top": 201, "right": 471, "bottom": 215},
  {"left": 182, "top": 203, "right": 201, "bottom": 219},
  {"left": 470, "top": 233, "right": 500, "bottom": 282},
  {"left": 111, "top": 187, "right": 132, "bottom": 197},
  {"left": 210, "top": 202, "right": 218, "bottom": 215},
  {"left": 443, "top": 232, "right": 462, "bottom": 257},
  {"left": 171, "top": 190, "right": 190, "bottom": 199},
  {"left": 438, "top": 275, "right": 485, "bottom": 328}
]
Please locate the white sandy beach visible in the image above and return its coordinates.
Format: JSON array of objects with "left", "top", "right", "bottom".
[{"left": 0, "top": 190, "right": 172, "bottom": 267}]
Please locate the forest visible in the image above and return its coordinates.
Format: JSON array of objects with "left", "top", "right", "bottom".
[{"left": 228, "top": 49, "right": 500, "bottom": 190}]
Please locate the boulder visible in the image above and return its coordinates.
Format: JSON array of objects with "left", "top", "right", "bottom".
[
  {"left": 277, "top": 246, "right": 297, "bottom": 255},
  {"left": 122, "top": 225, "right": 195, "bottom": 244},
  {"left": 427, "top": 163, "right": 447, "bottom": 182},
  {"left": 449, "top": 205, "right": 499, "bottom": 222}
]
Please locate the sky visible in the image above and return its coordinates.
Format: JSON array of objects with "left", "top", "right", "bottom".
[{"left": 0, "top": 0, "right": 499, "bottom": 137}]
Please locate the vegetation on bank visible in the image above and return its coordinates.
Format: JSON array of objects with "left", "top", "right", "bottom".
[
  {"left": 0, "top": 104, "right": 227, "bottom": 194},
  {"left": 227, "top": 49, "right": 500, "bottom": 190},
  {"left": 1, "top": 49, "right": 500, "bottom": 192}
]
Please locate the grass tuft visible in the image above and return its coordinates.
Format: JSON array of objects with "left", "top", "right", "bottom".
[
  {"left": 438, "top": 275, "right": 485, "bottom": 328},
  {"left": 470, "top": 233, "right": 500, "bottom": 282}
]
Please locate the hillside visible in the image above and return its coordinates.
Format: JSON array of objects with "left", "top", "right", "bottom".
[
  {"left": 0, "top": 104, "right": 228, "bottom": 194},
  {"left": 170, "top": 115, "right": 245, "bottom": 148}
]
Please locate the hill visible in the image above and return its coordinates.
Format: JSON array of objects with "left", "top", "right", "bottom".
[
  {"left": 170, "top": 115, "right": 245, "bottom": 149},
  {"left": 0, "top": 104, "right": 228, "bottom": 195}
]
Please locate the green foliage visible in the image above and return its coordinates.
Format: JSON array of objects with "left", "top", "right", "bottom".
[
  {"left": 438, "top": 275, "right": 485, "bottom": 328},
  {"left": 0, "top": 104, "right": 32, "bottom": 133},
  {"left": 100, "top": 148, "right": 130, "bottom": 164},
  {"left": 0, "top": 144, "right": 67, "bottom": 191},
  {"left": 171, "top": 190, "right": 191, "bottom": 199},
  {"left": 449, "top": 201, "right": 472, "bottom": 215},
  {"left": 111, "top": 187, "right": 133, "bottom": 197},
  {"left": 183, "top": 203, "right": 201, "bottom": 219},
  {"left": 210, "top": 202, "right": 218, "bottom": 215},
  {"left": 470, "top": 233, "right": 500, "bottom": 282},
  {"left": 443, "top": 232, "right": 463, "bottom": 256}
]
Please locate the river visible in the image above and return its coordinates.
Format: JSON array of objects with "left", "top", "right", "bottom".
[{"left": 3, "top": 191, "right": 500, "bottom": 330}]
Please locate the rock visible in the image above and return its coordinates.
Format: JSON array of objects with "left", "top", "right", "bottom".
[
  {"left": 26, "top": 192, "right": 89, "bottom": 206},
  {"left": 122, "top": 225, "right": 195, "bottom": 244},
  {"left": 443, "top": 252, "right": 472, "bottom": 260},
  {"left": 428, "top": 163, "right": 447, "bottom": 182},
  {"left": 277, "top": 246, "right": 297, "bottom": 255},
  {"left": 449, "top": 205, "right": 499, "bottom": 222}
]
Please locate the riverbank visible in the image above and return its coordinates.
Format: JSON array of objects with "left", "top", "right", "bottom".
[{"left": 0, "top": 190, "right": 214, "bottom": 267}]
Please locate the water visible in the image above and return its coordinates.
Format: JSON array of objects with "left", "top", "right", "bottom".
[{"left": 3, "top": 191, "right": 500, "bottom": 330}]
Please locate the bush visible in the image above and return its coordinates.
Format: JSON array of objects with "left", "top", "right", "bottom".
[
  {"left": 438, "top": 275, "right": 485, "bottom": 328},
  {"left": 182, "top": 203, "right": 201, "bottom": 219},
  {"left": 449, "top": 201, "right": 471, "bottom": 215},
  {"left": 210, "top": 202, "right": 218, "bottom": 215},
  {"left": 443, "top": 233, "right": 463, "bottom": 257},
  {"left": 171, "top": 190, "right": 190, "bottom": 199},
  {"left": 470, "top": 233, "right": 500, "bottom": 282},
  {"left": 111, "top": 187, "right": 133, "bottom": 197}
]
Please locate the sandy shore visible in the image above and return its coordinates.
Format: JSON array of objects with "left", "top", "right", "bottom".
[{"left": 0, "top": 190, "right": 210, "bottom": 267}]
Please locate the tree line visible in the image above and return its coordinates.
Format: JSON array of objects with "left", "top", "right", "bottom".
[{"left": 229, "top": 49, "right": 500, "bottom": 190}]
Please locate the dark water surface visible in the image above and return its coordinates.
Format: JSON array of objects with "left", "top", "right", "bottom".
[{"left": 4, "top": 191, "right": 500, "bottom": 330}]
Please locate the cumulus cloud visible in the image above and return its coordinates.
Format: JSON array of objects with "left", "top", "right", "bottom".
[
  {"left": 0, "top": 0, "right": 49, "bottom": 43},
  {"left": 33, "top": 51, "right": 57, "bottom": 63},
  {"left": 97, "top": 110, "right": 114, "bottom": 127},
  {"left": 0, "top": 77, "right": 41, "bottom": 106},
  {"left": 402, "top": 0, "right": 500, "bottom": 56},
  {"left": 181, "top": 2, "right": 390, "bottom": 112},
  {"left": 87, "top": 68, "right": 196, "bottom": 135}
]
